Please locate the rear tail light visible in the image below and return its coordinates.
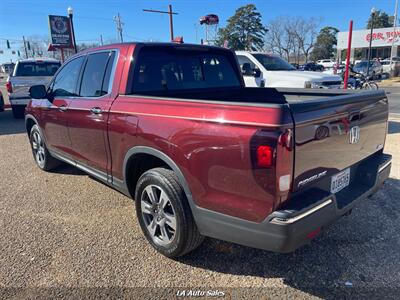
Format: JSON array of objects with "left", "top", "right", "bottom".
[
  {"left": 256, "top": 145, "right": 273, "bottom": 167},
  {"left": 250, "top": 129, "right": 293, "bottom": 199},
  {"left": 6, "top": 81, "right": 12, "bottom": 93}
]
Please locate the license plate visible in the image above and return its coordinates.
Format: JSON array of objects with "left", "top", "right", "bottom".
[{"left": 330, "top": 168, "right": 350, "bottom": 194}]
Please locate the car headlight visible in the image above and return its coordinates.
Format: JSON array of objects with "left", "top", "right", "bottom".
[{"left": 304, "top": 81, "right": 312, "bottom": 88}]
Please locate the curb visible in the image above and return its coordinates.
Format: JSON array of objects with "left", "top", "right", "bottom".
[{"left": 389, "top": 113, "right": 400, "bottom": 120}]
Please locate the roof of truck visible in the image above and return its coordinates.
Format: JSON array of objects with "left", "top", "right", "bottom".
[
  {"left": 16, "top": 58, "right": 61, "bottom": 63},
  {"left": 79, "top": 42, "right": 229, "bottom": 54}
]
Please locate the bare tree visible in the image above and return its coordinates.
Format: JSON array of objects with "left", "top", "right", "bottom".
[
  {"left": 291, "top": 17, "right": 320, "bottom": 62},
  {"left": 265, "top": 16, "right": 320, "bottom": 63},
  {"left": 265, "top": 17, "right": 296, "bottom": 61}
]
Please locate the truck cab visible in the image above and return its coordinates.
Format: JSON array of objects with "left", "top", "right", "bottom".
[{"left": 236, "top": 51, "right": 342, "bottom": 89}]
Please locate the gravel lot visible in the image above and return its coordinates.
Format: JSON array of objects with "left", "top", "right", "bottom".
[{"left": 0, "top": 110, "right": 399, "bottom": 299}]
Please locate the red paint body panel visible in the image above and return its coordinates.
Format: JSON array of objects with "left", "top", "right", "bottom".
[
  {"left": 108, "top": 96, "right": 290, "bottom": 221},
  {"left": 27, "top": 43, "right": 294, "bottom": 223}
]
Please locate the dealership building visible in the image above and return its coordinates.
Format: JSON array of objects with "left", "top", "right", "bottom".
[{"left": 337, "top": 26, "right": 400, "bottom": 62}]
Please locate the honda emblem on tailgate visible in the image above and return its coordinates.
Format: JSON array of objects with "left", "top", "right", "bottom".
[{"left": 349, "top": 126, "right": 360, "bottom": 144}]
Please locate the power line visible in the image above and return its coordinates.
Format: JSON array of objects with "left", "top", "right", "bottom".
[{"left": 143, "top": 4, "right": 178, "bottom": 41}]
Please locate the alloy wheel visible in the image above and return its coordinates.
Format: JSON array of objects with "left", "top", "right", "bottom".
[
  {"left": 140, "top": 184, "right": 177, "bottom": 246},
  {"left": 32, "top": 131, "right": 45, "bottom": 168}
]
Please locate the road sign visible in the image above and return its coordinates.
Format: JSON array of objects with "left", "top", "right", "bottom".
[{"left": 48, "top": 15, "right": 73, "bottom": 47}]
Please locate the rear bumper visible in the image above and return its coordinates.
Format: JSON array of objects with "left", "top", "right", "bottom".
[
  {"left": 194, "top": 153, "right": 391, "bottom": 253},
  {"left": 9, "top": 96, "right": 30, "bottom": 106}
]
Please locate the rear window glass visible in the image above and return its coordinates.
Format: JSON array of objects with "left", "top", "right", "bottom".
[
  {"left": 15, "top": 62, "right": 60, "bottom": 76},
  {"left": 131, "top": 47, "right": 241, "bottom": 93}
]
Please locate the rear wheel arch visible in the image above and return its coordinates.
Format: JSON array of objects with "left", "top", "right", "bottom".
[
  {"left": 123, "top": 147, "right": 194, "bottom": 205},
  {"left": 25, "top": 115, "right": 39, "bottom": 136}
]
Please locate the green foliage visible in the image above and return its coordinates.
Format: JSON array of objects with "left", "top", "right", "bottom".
[
  {"left": 367, "top": 10, "right": 393, "bottom": 29},
  {"left": 310, "top": 26, "right": 339, "bottom": 61},
  {"left": 215, "top": 4, "right": 267, "bottom": 50}
]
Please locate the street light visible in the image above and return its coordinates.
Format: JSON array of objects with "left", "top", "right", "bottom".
[
  {"left": 68, "top": 6, "right": 78, "bottom": 53},
  {"left": 366, "top": 7, "right": 377, "bottom": 77}
]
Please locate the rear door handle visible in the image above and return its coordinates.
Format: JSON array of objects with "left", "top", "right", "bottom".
[
  {"left": 58, "top": 105, "right": 67, "bottom": 112},
  {"left": 90, "top": 107, "right": 103, "bottom": 115}
]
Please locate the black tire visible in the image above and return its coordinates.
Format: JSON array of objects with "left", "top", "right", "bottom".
[
  {"left": 29, "top": 124, "right": 60, "bottom": 171},
  {"left": 0, "top": 95, "right": 4, "bottom": 112},
  {"left": 135, "top": 167, "right": 204, "bottom": 258},
  {"left": 11, "top": 105, "right": 25, "bottom": 119}
]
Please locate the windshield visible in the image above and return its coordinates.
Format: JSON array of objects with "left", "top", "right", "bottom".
[
  {"left": 253, "top": 54, "right": 295, "bottom": 71},
  {"left": 355, "top": 61, "right": 373, "bottom": 68},
  {"left": 15, "top": 61, "right": 61, "bottom": 77}
]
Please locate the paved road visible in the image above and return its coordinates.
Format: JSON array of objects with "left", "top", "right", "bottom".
[
  {"left": 0, "top": 110, "right": 400, "bottom": 299},
  {"left": 383, "top": 87, "right": 400, "bottom": 115}
]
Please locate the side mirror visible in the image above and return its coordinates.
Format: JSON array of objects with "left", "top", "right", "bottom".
[
  {"left": 29, "top": 85, "right": 48, "bottom": 100},
  {"left": 241, "top": 63, "right": 253, "bottom": 76},
  {"left": 253, "top": 68, "right": 261, "bottom": 78}
]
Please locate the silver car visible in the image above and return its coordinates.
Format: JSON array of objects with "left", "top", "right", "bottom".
[
  {"left": 6, "top": 58, "right": 61, "bottom": 118},
  {"left": 353, "top": 60, "right": 383, "bottom": 78}
]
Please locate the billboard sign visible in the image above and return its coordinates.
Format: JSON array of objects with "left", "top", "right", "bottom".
[
  {"left": 48, "top": 15, "right": 73, "bottom": 47},
  {"left": 337, "top": 27, "right": 400, "bottom": 49}
]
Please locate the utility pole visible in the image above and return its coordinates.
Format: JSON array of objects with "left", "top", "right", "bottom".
[
  {"left": 22, "top": 36, "right": 28, "bottom": 58},
  {"left": 143, "top": 4, "right": 178, "bottom": 41},
  {"left": 67, "top": 7, "right": 78, "bottom": 53},
  {"left": 390, "top": 0, "right": 399, "bottom": 75},
  {"left": 100, "top": 34, "right": 104, "bottom": 46},
  {"left": 113, "top": 13, "right": 124, "bottom": 43},
  {"left": 366, "top": 7, "right": 377, "bottom": 77}
]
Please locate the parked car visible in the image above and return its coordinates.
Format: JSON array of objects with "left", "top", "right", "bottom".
[
  {"left": 1, "top": 62, "right": 15, "bottom": 74},
  {"left": 236, "top": 51, "right": 342, "bottom": 89},
  {"left": 6, "top": 58, "right": 61, "bottom": 118},
  {"left": 380, "top": 59, "right": 400, "bottom": 76},
  {"left": 299, "top": 62, "right": 324, "bottom": 71},
  {"left": 316, "top": 59, "right": 336, "bottom": 68},
  {"left": 26, "top": 42, "right": 391, "bottom": 258},
  {"left": 0, "top": 90, "right": 4, "bottom": 112},
  {"left": 353, "top": 60, "right": 383, "bottom": 78}
]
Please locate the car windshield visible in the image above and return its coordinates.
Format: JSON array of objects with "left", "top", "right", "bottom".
[
  {"left": 253, "top": 54, "right": 295, "bottom": 71},
  {"left": 355, "top": 61, "right": 373, "bottom": 68},
  {"left": 15, "top": 61, "right": 61, "bottom": 77}
]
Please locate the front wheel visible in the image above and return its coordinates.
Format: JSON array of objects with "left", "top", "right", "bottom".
[
  {"left": 29, "top": 124, "right": 61, "bottom": 171},
  {"left": 362, "top": 82, "right": 379, "bottom": 90},
  {"left": 135, "top": 168, "right": 204, "bottom": 258}
]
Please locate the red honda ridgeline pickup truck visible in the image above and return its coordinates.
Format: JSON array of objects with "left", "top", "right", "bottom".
[{"left": 26, "top": 43, "right": 392, "bottom": 257}]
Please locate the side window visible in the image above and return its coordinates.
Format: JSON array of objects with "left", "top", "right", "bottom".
[
  {"left": 237, "top": 55, "right": 256, "bottom": 75},
  {"left": 79, "top": 51, "right": 115, "bottom": 97},
  {"left": 52, "top": 56, "right": 85, "bottom": 97}
]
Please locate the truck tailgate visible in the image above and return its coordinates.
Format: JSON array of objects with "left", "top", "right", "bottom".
[
  {"left": 288, "top": 90, "right": 388, "bottom": 193},
  {"left": 10, "top": 76, "right": 53, "bottom": 98}
]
